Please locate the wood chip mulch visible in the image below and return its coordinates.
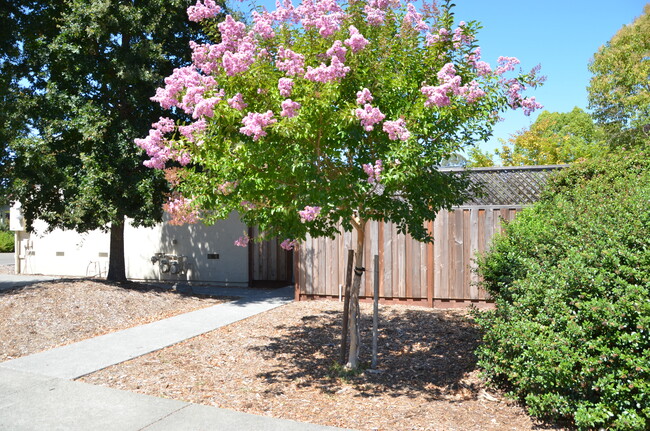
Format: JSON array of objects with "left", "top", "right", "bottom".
[
  {"left": 80, "top": 300, "right": 567, "bottom": 431},
  {"left": 0, "top": 273, "right": 225, "bottom": 361}
]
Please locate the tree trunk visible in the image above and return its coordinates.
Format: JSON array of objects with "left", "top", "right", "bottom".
[
  {"left": 106, "top": 216, "right": 127, "bottom": 283},
  {"left": 346, "top": 219, "right": 366, "bottom": 370}
]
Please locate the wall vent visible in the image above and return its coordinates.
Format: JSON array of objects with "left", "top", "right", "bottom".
[
  {"left": 55, "top": 251, "right": 65, "bottom": 257},
  {"left": 98, "top": 252, "right": 109, "bottom": 258}
]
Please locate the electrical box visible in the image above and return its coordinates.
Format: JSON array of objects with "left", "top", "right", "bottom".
[{"left": 9, "top": 203, "right": 25, "bottom": 231}]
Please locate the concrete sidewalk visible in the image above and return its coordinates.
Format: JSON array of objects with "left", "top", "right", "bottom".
[{"left": 0, "top": 283, "right": 351, "bottom": 431}]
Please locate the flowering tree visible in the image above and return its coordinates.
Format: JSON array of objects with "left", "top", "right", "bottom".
[{"left": 138, "top": 0, "right": 543, "bottom": 368}]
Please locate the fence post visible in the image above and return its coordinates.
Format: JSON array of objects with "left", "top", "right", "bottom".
[
  {"left": 372, "top": 254, "right": 379, "bottom": 369},
  {"left": 340, "top": 249, "right": 354, "bottom": 365}
]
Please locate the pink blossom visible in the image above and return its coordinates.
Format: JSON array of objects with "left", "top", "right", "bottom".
[
  {"left": 364, "top": 5, "right": 385, "bottom": 25},
  {"left": 304, "top": 55, "right": 350, "bottom": 83},
  {"left": 187, "top": 0, "right": 221, "bottom": 22},
  {"left": 281, "top": 99, "right": 301, "bottom": 118},
  {"left": 383, "top": 118, "right": 411, "bottom": 141},
  {"left": 356, "top": 88, "right": 373, "bottom": 105},
  {"left": 221, "top": 37, "right": 257, "bottom": 76},
  {"left": 164, "top": 195, "right": 199, "bottom": 225},
  {"left": 362, "top": 160, "right": 383, "bottom": 184},
  {"left": 234, "top": 235, "right": 250, "bottom": 247},
  {"left": 152, "top": 117, "right": 175, "bottom": 134},
  {"left": 403, "top": 3, "right": 429, "bottom": 32},
  {"left": 458, "top": 80, "right": 486, "bottom": 103},
  {"left": 297, "top": 0, "right": 346, "bottom": 37},
  {"left": 421, "top": 63, "right": 462, "bottom": 107},
  {"left": 355, "top": 104, "right": 385, "bottom": 131},
  {"left": 277, "top": 47, "right": 305, "bottom": 76},
  {"left": 240, "top": 111, "right": 277, "bottom": 140},
  {"left": 280, "top": 239, "right": 299, "bottom": 251},
  {"left": 192, "top": 95, "right": 223, "bottom": 119},
  {"left": 136, "top": 118, "right": 193, "bottom": 169},
  {"left": 227, "top": 93, "right": 248, "bottom": 111},
  {"left": 178, "top": 119, "right": 207, "bottom": 143},
  {"left": 240, "top": 201, "right": 256, "bottom": 210},
  {"left": 520, "top": 96, "right": 543, "bottom": 116},
  {"left": 452, "top": 22, "right": 474, "bottom": 48},
  {"left": 326, "top": 40, "right": 347, "bottom": 63},
  {"left": 344, "top": 26, "right": 369, "bottom": 52},
  {"left": 278, "top": 78, "right": 294, "bottom": 97},
  {"left": 495, "top": 56, "right": 520, "bottom": 75},
  {"left": 421, "top": 85, "right": 450, "bottom": 107},
  {"left": 252, "top": 11, "right": 275, "bottom": 39},
  {"left": 299, "top": 206, "right": 321, "bottom": 222},
  {"left": 217, "top": 181, "right": 238, "bottom": 195}
]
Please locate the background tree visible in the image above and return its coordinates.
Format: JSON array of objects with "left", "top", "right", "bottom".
[
  {"left": 0, "top": 1, "right": 24, "bottom": 201},
  {"left": 588, "top": 4, "right": 650, "bottom": 147},
  {"left": 467, "top": 107, "right": 605, "bottom": 166},
  {"left": 139, "top": 0, "right": 543, "bottom": 368},
  {"left": 8, "top": 0, "right": 221, "bottom": 281}
]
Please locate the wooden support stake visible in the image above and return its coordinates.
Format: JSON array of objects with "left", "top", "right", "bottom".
[
  {"left": 340, "top": 249, "right": 354, "bottom": 365},
  {"left": 372, "top": 254, "right": 379, "bottom": 369}
]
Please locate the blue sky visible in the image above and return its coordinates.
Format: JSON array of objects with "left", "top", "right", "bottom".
[
  {"left": 249, "top": 0, "right": 647, "bottom": 153},
  {"left": 449, "top": 0, "right": 648, "bottom": 153}
]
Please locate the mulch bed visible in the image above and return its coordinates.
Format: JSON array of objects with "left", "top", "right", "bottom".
[
  {"left": 0, "top": 275, "right": 225, "bottom": 361},
  {"left": 80, "top": 300, "right": 566, "bottom": 431}
]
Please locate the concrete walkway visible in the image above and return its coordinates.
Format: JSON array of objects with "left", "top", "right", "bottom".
[{"left": 0, "top": 281, "right": 351, "bottom": 431}]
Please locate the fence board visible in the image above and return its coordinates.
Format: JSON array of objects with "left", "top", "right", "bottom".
[{"left": 296, "top": 206, "right": 524, "bottom": 305}]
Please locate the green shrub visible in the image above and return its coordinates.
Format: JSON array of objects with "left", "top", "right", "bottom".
[
  {"left": 474, "top": 150, "right": 650, "bottom": 430},
  {"left": 0, "top": 230, "right": 13, "bottom": 252}
]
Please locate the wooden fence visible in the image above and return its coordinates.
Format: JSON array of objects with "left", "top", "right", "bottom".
[{"left": 294, "top": 206, "right": 521, "bottom": 308}]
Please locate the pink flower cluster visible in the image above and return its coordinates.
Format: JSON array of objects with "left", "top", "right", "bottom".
[
  {"left": 466, "top": 47, "right": 492, "bottom": 76},
  {"left": 281, "top": 99, "right": 301, "bottom": 118},
  {"left": 227, "top": 93, "right": 248, "bottom": 111},
  {"left": 403, "top": 3, "right": 428, "bottom": 32},
  {"left": 234, "top": 234, "right": 250, "bottom": 247},
  {"left": 362, "top": 160, "right": 383, "bottom": 184},
  {"left": 151, "top": 66, "right": 218, "bottom": 114},
  {"left": 504, "top": 79, "right": 543, "bottom": 116},
  {"left": 299, "top": 205, "right": 321, "bottom": 222},
  {"left": 326, "top": 40, "right": 347, "bottom": 63},
  {"left": 217, "top": 181, "right": 238, "bottom": 195},
  {"left": 164, "top": 195, "right": 199, "bottom": 225},
  {"left": 240, "top": 111, "right": 277, "bottom": 140},
  {"left": 240, "top": 201, "right": 256, "bottom": 210},
  {"left": 280, "top": 239, "right": 299, "bottom": 250},
  {"left": 278, "top": 78, "right": 294, "bottom": 97},
  {"left": 364, "top": 0, "right": 399, "bottom": 26},
  {"left": 298, "top": 0, "right": 346, "bottom": 37},
  {"left": 304, "top": 55, "right": 350, "bottom": 83},
  {"left": 383, "top": 118, "right": 410, "bottom": 141},
  {"left": 277, "top": 47, "right": 306, "bottom": 76},
  {"left": 355, "top": 104, "right": 385, "bottom": 131},
  {"left": 178, "top": 119, "right": 207, "bottom": 143},
  {"left": 451, "top": 22, "right": 474, "bottom": 48},
  {"left": 344, "top": 26, "right": 369, "bottom": 52},
  {"left": 421, "top": 62, "right": 487, "bottom": 107},
  {"left": 495, "top": 56, "right": 520, "bottom": 75},
  {"left": 187, "top": 0, "right": 221, "bottom": 22},
  {"left": 135, "top": 117, "right": 191, "bottom": 169},
  {"left": 356, "top": 88, "right": 373, "bottom": 105},
  {"left": 252, "top": 11, "right": 275, "bottom": 39}
]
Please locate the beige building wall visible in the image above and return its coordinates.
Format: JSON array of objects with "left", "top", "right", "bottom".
[{"left": 13, "top": 211, "right": 249, "bottom": 286}]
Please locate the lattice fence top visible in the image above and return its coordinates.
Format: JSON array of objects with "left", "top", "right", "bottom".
[{"left": 443, "top": 165, "right": 567, "bottom": 206}]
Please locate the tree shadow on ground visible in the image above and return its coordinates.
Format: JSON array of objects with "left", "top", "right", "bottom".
[{"left": 251, "top": 305, "right": 483, "bottom": 402}]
